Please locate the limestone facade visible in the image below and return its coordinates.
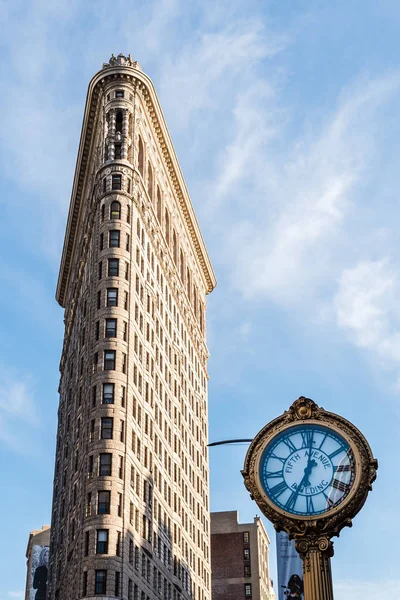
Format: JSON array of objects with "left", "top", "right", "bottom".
[{"left": 49, "top": 54, "right": 216, "bottom": 600}]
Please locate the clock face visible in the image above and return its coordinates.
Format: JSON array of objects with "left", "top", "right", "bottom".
[{"left": 259, "top": 424, "right": 356, "bottom": 516}]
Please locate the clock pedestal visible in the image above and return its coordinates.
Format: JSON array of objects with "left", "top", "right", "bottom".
[{"left": 296, "top": 536, "right": 334, "bottom": 600}]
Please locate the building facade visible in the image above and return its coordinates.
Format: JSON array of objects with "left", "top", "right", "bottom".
[
  {"left": 211, "top": 512, "right": 275, "bottom": 600},
  {"left": 49, "top": 54, "right": 216, "bottom": 600},
  {"left": 25, "top": 525, "right": 50, "bottom": 600}
]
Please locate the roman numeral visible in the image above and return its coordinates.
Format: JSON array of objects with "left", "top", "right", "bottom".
[
  {"left": 331, "top": 479, "right": 350, "bottom": 493},
  {"left": 283, "top": 438, "right": 297, "bottom": 453},
  {"left": 285, "top": 491, "right": 299, "bottom": 511},
  {"left": 269, "top": 480, "right": 287, "bottom": 498},
  {"left": 306, "top": 496, "right": 315, "bottom": 513},
  {"left": 323, "top": 491, "right": 334, "bottom": 508},
  {"left": 334, "top": 464, "right": 351, "bottom": 473},
  {"left": 328, "top": 446, "right": 346, "bottom": 460},
  {"left": 301, "top": 431, "right": 313, "bottom": 448},
  {"left": 318, "top": 433, "right": 328, "bottom": 450},
  {"left": 270, "top": 453, "right": 286, "bottom": 464},
  {"left": 265, "top": 470, "right": 284, "bottom": 479}
]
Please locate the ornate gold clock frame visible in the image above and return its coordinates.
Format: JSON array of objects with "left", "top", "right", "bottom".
[{"left": 242, "top": 397, "right": 378, "bottom": 600}]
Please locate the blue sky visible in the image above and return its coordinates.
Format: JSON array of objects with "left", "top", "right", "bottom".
[{"left": 0, "top": 0, "right": 399, "bottom": 598}]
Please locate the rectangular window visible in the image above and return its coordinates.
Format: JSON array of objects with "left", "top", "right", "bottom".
[
  {"left": 115, "top": 144, "right": 122, "bottom": 159},
  {"left": 108, "top": 258, "right": 119, "bottom": 277},
  {"left": 105, "top": 318, "right": 117, "bottom": 338},
  {"left": 83, "top": 572, "right": 88, "bottom": 597},
  {"left": 116, "top": 90, "right": 124, "bottom": 98},
  {"left": 107, "top": 288, "right": 118, "bottom": 307},
  {"left": 101, "top": 417, "right": 113, "bottom": 439},
  {"left": 128, "top": 579, "right": 133, "bottom": 600},
  {"left": 84, "top": 531, "right": 89, "bottom": 556},
  {"left": 100, "top": 233, "right": 104, "bottom": 251},
  {"left": 95, "top": 570, "right": 107, "bottom": 594},
  {"left": 123, "top": 321, "right": 128, "bottom": 341},
  {"left": 99, "top": 453, "right": 112, "bottom": 476},
  {"left": 244, "top": 565, "right": 251, "bottom": 578},
  {"left": 98, "top": 261, "right": 103, "bottom": 280},
  {"left": 124, "top": 291, "right": 128, "bottom": 310},
  {"left": 104, "top": 350, "right": 116, "bottom": 370},
  {"left": 109, "top": 230, "right": 120, "bottom": 248},
  {"left": 244, "top": 548, "right": 250, "bottom": 560},
  {"left": 243, "top": 531, "right": 250, "bottom": 543},
  {"left": 244, "top": 584, "right": 252, "bottom": 597},
  {"left": 126, "top": 233, "right": 130, "bottom": 251},
  {"left": 115, "top": 571, "right": 120, "bottom": 597},
  {"left": 103, "top": 383, "right": 114, "bottom": 404},
  {"left": 97, "top": 290, "right": 101, "bottom": 309},
  {"left": 95, "top": 320, "right": 100, "bottom": 341},
  {"left": 96, "top": 529, "right": 109, "bottom": 554},
  {"left": 98, "top": 491, "right": 111, "bottom": 514},
  {"left": 112, "top": 174, "right": 122, "bottom": 190}
]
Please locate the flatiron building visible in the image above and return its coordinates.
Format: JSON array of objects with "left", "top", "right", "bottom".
[{"left": 49, "top": 54, "right": 216, "bottom": 600}]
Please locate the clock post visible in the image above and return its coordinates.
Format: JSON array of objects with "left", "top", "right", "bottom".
[{"left": 242, "top": 397, "right": 378, "bottom": 600}]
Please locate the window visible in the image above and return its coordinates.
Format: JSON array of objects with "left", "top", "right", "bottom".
[
  {"left": 112, "top": 175, "right": 122, "bottom": 190},
  {"left": 98, "top": 491, "right": 110, "bottom": 514},
  {"left": 99, "top": 453, "right": 112, "bottom": 476},
  {"left": 244, "top": 565, "right": 251, "bottom": 578},
  {"left": 98, "top": 261, "right": 103, "bottom": 280},
  {"left": 105, "top": 318, "right": 117, "bottom": 338},
  {"left": 244, "top": 584, "right": 252, "bottom": 597},
  {"left": 104, "top": 350, "right": 116, "bottom": 370},
  {"left": 100, "top": 233, "right": 104, "bottom": 251},
  {"left": 244, "top": 548, "right": 250, "bottom": 561},
  {"left": 138, "top": 136, "right": 144, "bottom": 177},
  {"left": 95, "top": 570, "right": 107, "bottom": 594},
  {"left": 84, "top": 531, "right": 89, "bottom": 556},
  {"left": 243, "top": 531, "right": 249, "bottom": 543},
  {"left": 97, "top": 290, "right": 101, "bottom": 309},
  {"left": 103, "top": 383, "right": 114, "bottom": 404},
  {"left": 83, "top": 572, "right": 88, "bottom": 597},
  {"left": 96, "top": 529, "right": 109, "bottom": 554},
  {"left": 95, "top": 321, "right": 100, "bottom": 341},
  {"left": 116, "top": 90, "right": 124, "bottom": 98},
  {"left": 107, "top": 288, "right": 118, "bottom": 307},
  {"left": 115, "top": 144, "right": 122, "bottom": 159},
  {"left": 109, "top": 230, "right": 120, "bottom": 248},
  {"left": 101, "top": 417, "right": 113, "bottom": 439},
  {"left": 115, "top": 571, "right": 120, "bottom": 597},
  {"left": 127, "top": 205, "right": 131, "bottom": 223},
  {"left": 111, "top": 201, "right": 121, "bottom": 219},
  {"left": 108, "top": 258, "right": 119, "bottom": 277}
]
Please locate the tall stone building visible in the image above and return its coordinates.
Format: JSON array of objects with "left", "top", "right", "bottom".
[
  {"left": 49, "top": 54, "right": 216, "bottom": 600},
  {"left": 211, "top": 512, "right": 275, "bottom": 600}
]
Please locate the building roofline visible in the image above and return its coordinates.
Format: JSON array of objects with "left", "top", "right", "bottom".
[{"left": 56, "top": 57, "right": 216, "bottom": 307}]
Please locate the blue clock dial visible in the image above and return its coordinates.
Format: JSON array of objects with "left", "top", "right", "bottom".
[{"left": 259, "top": 424, "right": 355, "bottom": 516}]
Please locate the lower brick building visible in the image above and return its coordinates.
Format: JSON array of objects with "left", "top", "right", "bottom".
[{"left": 210, "top": 512, "right": 275, "bottom": 600}]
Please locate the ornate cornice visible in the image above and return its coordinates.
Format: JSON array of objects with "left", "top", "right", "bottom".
[{"left": 56, "top": 55, "right": 216, "bottom": 307}]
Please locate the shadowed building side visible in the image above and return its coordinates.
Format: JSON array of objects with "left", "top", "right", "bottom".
[{"left": 211, "top": 512, "right": 275, "bottom": 600}]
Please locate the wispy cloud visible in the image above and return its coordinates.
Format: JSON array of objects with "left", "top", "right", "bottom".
[
  {"left": 8, "top": 591, "right": 24, "bottom": 598},
  {"left": 0, "top": 367, "right": 40, "bottom": 454}
]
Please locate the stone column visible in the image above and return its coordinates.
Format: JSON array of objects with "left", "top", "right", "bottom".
[
  {"left": 122, "top": 109, "right": 129, "bottom": 159},
  {"left": 108, "top": 109, "right": 116, "bottom": 160},
  {"left": 296, "top": 537, "right": 334, "bottom": 600}
]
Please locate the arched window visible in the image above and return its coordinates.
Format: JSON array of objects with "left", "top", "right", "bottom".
[
  {"left": 110, "top": 201, "right": 121, "bottom": 219},
  {"left": 138, "top": 136, "right": 144, "bottom": 178},
  {"left": 172, "top": 230, "right": 178, "bottom": 266},
  {"left": 180, "top": 250, "right": 185, "bottom": 282},
  {"left": 165, "top": 209, "right": 170, "bottom": 245},
  {"left": 147, "top": 162, "right": 153, "bottom": 200},
  {"left": 157, "top": 188, "right": 162, "bottom": 224}
]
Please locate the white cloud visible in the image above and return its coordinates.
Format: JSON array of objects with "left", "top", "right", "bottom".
[
  {"left": 8, "top": 591, "right": 24, "bottom": 598},
  {"left": 334, "top": 259, "right": 400, "bottom": 383},
  {"left": 335, "top": 579, "right": 400, "bottom": 600},
  {"left": 0, "top": 368, "right": 40, "bottom": 454}
]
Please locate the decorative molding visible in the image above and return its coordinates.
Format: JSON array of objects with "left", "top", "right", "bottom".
[{"left": 56, "top": 58, "right": 216, "bottom": 307}]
